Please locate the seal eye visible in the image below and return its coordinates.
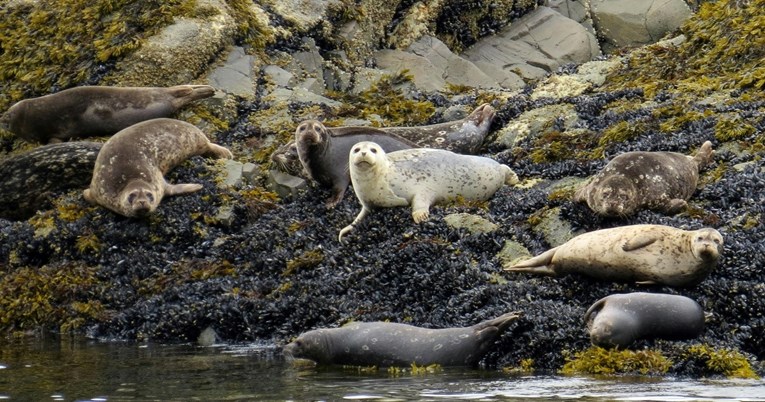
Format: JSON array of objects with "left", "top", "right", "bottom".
[
  {"left": 354, "top": 147, "right": 360, "bottom": 153},
  {"left": 145, "top": 192, "right": 154, "bottom": 203},
  {"left": 127, "top": 192, "right": 137, "bottom": 204},
  {"left": 371, "top": 148, "right": 377, "bottom": 154}
]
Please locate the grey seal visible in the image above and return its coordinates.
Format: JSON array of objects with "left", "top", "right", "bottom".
[
  {"left": 282, "top": 311, "right": 521, "bottom": 367},
  {"left": 506, "top": 224, "right": 723, "bottom": 287},
  {"left": 585, "top": 292, "right": 705, "bottom": 348},
  {"left": 339, "top": 141, "right": 518, "bottom": 241},
  {"left": 83, "top": 118, "right": 233, "bottom": 217},
  {"left": 573, "top": 141, "right": 714, "bottom": 217},
  {"left": 0, "top": 85, "right": 215, "bottom": 143}
]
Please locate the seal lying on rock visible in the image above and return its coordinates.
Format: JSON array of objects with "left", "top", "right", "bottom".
[
  {"left": 506, "top": 224, "right": 723, "bottom": 287},
  {"left": 0, "top": 85, "right": 215, "bottom": 143},
  {"left": 272, "top": 103, "right": 496, "bottom": 181},
  {"left": 585, "top": 292, "right": 705, "bottom": 348},
  {"left": 573, "top": 141, "right": 715, "bottom": 217},
  {"left": 83, "top": 118, "right": 233, "bottom": 217},
  {"left": 295, "top": 120, "right": 417, "bottom": 208},
  {"left": 339, "top": 141, "right": 518, "bottom": 242},
  {"left": 282, "top": 311, "right": 521, "bottom": 367},
  {"left": 0, "top": 142, "right": 103, "bottom": 220}
]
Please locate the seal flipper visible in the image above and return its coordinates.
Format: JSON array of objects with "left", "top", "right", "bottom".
[
  {"left": 83, "top": 188, "right": 95, "bottom": 204},
  {"left": 165, "top": 182, "right": 203, "bottom": 196},
  {"left": 691, "top": 140, "right": 714, "bottom": 169},
  {"left": 204, "top": 143, "right": 234, "bottom": 159},
  {"left": 583, "top": 297, "right": 607, "bottom": 327},
  {"left": 168, "top": 85, "right": 215, "bottom": 101},
  {"left": 663, "top": 198, "right": 688, "bottom": 214},
  {"left": 473, "top": 311, "right": 522, "bottom": 334},
  {"left": 622, "top": 233, "right": 659, "bottom": 251},
  {"left": 411, "top": 192, "right": 434, "bottom": 223},
  {"left": 504, "top": 247, "right": 559, "bottom": 275}
]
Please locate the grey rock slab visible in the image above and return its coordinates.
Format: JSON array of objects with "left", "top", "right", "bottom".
[{"left": 208, "top": 46, "right": 256, "bottom": 98}]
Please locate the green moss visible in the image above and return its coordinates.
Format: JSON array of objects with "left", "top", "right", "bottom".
[
  {"left": 0, "top": 0, "right": 197, "bottom": 111},
  {"left": 225, "top": 0, "right": 276, "bottom": 49},
  {"left": 75, "top": 233, "right": 102, "bottom": 255},
  {"left": 561, "top": 347, "right": 672, "bottom": 376},
  {"left": 685, "top": 344, "right": 759, "bottom": 379},
  {"left": 605, "top": 0, "right": 765, "bottom": 98},
  {"left": 283, "top": 249, "right": 325, "bottom": 277},
  {"left": 0, "top": 263, "right": 106, "bottom": 335},
  {"left": 503, "top": 358, "right": 535, "bottom": 374},
  {"left": 330, "top": 71, "right": 435, "bottom": 127},
  {"left": 138, "top": 259, "right": 237, "bottom": 295},
  {"left": 714, "top": 114, "right": 757, "bottom": 142}
]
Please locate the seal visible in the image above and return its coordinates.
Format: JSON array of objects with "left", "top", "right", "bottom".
[
  {"left": 83, "top": 118, "right": 233, "bottom": 217},
  {"left": 339, "top": 141, "right": 519, "bottom": 241},
  {"left": 0, "top": 142, "right": 103, "bottom": 220},
  {"left": 0, "top": 85, "right": 215, "bottom": 143},
  {"left": 295, "top": 120, "right": 417, "bottom": 208},
  {"left": 573, "top": 141, "right": 715, "bottom": 217},
  {"left": 584, "top": 292, "right": 705, "bottom": 348},
  {"left": 505, "top": 224, "right": 723, "bottom": 287},
  {"left": 282, "top": 311, "right": 521, "bottom": 367},
  {"left": 271, "top": 103, "right": 496, "bottom": 178}
]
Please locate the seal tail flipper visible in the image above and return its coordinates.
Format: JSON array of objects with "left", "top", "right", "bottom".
[
  {"left": 474, "top": 311, "right": 522, "bottom": 335},
  {"left": 504, "top": 247, "right": 558, "bottom": 275},
  {"left": 165, "top": 182, "right": 203, "bottom": 196},
  {"left": 338, "top": 206, "right": 370, "bottom": 242},
  {"left": 691, "top": 140, "right": 714, "bottom": 169},
  {"left": 205, "top": 143, "right": 234, "bottom": 159},
  {"left": 501, "top": 165, "right": 519, "bottom": 185},
  {"left": 168, "top": 85, "right": 216, "bottom": 101}
]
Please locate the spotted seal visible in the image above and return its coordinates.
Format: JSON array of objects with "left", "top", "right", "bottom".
[
  {"left": 272, "top": 104, "right": 496, "bottom": 178},
  {"left": 339, "top": 141, "right": 518, "bottom": 241},
  {"left": 83, "top": 118, "right": 233, "bottom": 217},
  {"left": 0, "top": 85, "right": 215, "bottom": 143},
  {"left": 295, "top": 121, "right": 417, "bottom": 208},
  {"left": 573, "top": 141, "right": 715, "bottom": 217},
  {"left": 506, "top": 224, "right": 723, "bottom": 287},
  {"left": 585, "top": 292, "right": 705, "bottom": 348},
  {"left": 0, "top": 142, "right": 103, "bottom": 220},
  {"left": 282, "top": 311, "right": 521, "bottom": 367}
]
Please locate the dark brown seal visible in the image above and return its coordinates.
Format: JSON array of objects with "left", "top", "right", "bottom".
[
  {"left": 0, "top": 85, "right": 215, "bottom": 143},
  {"left": 584, "top": 292, "right": 705, "bottom": 348},
  {"left": 0, "top": 142, "right": 103, "bottom": 220},
  {"left": 83, "top": 118, "right": 233, "bottom": 217},
  {"left": 505, "top": 224, "right": 723, "bottom": 287},
  {"left": 295, "top": 120, "right": 417, "bottom": 207},
  {"left": 282, "top": 311, "right": 521, "bottom": 367},
  {"left": 573, "top": 141, "right": 714, "bottom": 217}
]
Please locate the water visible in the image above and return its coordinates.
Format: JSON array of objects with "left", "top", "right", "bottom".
[{"left": 1, "top": 337, "right": 764, "bottom": 401}]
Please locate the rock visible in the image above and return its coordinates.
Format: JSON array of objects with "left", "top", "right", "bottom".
[
  {"left": 375, "top": 35, "right": 501, "bottom": 92},
  {"left": 463, "top": 6, "right": 600, "bottom": 82},
  {"left": 492, "top": 104, "right": 580, "bottom": 149},
  {"left": 242, "top": 163, "right": 260, "bottom": 184},
  {"left": 351, "top": 68, "right": 388, "bottom": 94},
  {"left": 267, "top": 170, "right": 307, "bottom": 199},
  {"left": 218, "top": 159, "right": 245, "bottom": 188},
  {"left": 263, "top": 65, "right": 296, "bottom": 88},
  {"left": 591, "top": 0, "right": 692, "bottom": 50},
  {"left": 270, "top": 0, "right": 341, "bottom": 32},
  {"left": 532, "top": 206, "right": 580, "bottom": 247},
  {"left": 214, "top": 205, "right": 236, "bottom": 227},
  {"left": 496, "top": 240, "right": 533, "bottom": 269},
  {"left": 104, "top": 0, "right": 235, "bottom": 86},
  {"left": 443, "top": 213, "right": 499, "bottom": 234},
  {"left": 441, "top": 104, "right": 471, "bottom": 121},
  {"left": 197, "top": 326, "right": 218, "bottom": 346},
  {"left": 264, "top": 87, "right": 342, "bottom": 108},
  {"left": 208, "top": 46, "right": 257, "bottom": 99}
]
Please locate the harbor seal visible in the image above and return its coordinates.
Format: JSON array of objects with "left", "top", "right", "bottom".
[
  {"left": 585, "top": 292, "right": 705, "bottom": 348},
  {"left": 295, "top": 121, "right": 417, "bottom": 208},
  {"left": 573, "top": 141, "right": 715, "bottom": 217},
  {"left": 272, "top": 103, "right": 496, "bottom": 178},
  {"left": 505, "top": 224, "right": 723, "bottom": 287},
  {"left": 339, "top": 141, "right": 518, "bottom": 242},
  {"left": 83, "top": 118, "right": 233, "bottom": 217},
  {"left": 0, "top": 142, "right": 103, "bottom": 220},
  {"left": 0, "top": 85, "right": 215, "bottom": 143},
  {"left": 282, "top": 311, "right": 521, "bottom": 367}
]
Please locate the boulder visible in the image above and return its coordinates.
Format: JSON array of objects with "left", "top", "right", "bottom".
[{"left": 591, "top": 0, "right": 692, "bottom": 50}]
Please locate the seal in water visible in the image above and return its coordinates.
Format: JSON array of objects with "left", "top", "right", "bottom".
[
  {"left": 282, "top": 311, "right": 521, "bottom": 367},
  {"left": 295, "top": 120, "right": 417, "bottom": 208},
  {"left": 0, "top": 142, "right": 103, "bottom": 220},
  {"left": 83, "top": 118, "right": 233, "bottom": 217},
  {"left": 584, "top": 292, "right": 705, "bottom": 348},
  {"left": 339, "top": 141, "right": 518, "bottom": 241},
  {"left": 505, "top": 224, "right": 723, "bottom": 287},
  {"left": 0, "top": 85, "right": 215, "bottom": 143},
  {"left": 573, "top": 141, "right": 715, "bottom": 217}
]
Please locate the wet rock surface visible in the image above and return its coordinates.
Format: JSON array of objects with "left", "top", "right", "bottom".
[{"left": 0, "top": 0, "right": 763, "bottom": 378}]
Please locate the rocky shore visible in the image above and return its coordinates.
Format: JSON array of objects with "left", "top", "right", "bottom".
[{"left": 1, "top": 0, "right": 763, "bottom": 377}]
